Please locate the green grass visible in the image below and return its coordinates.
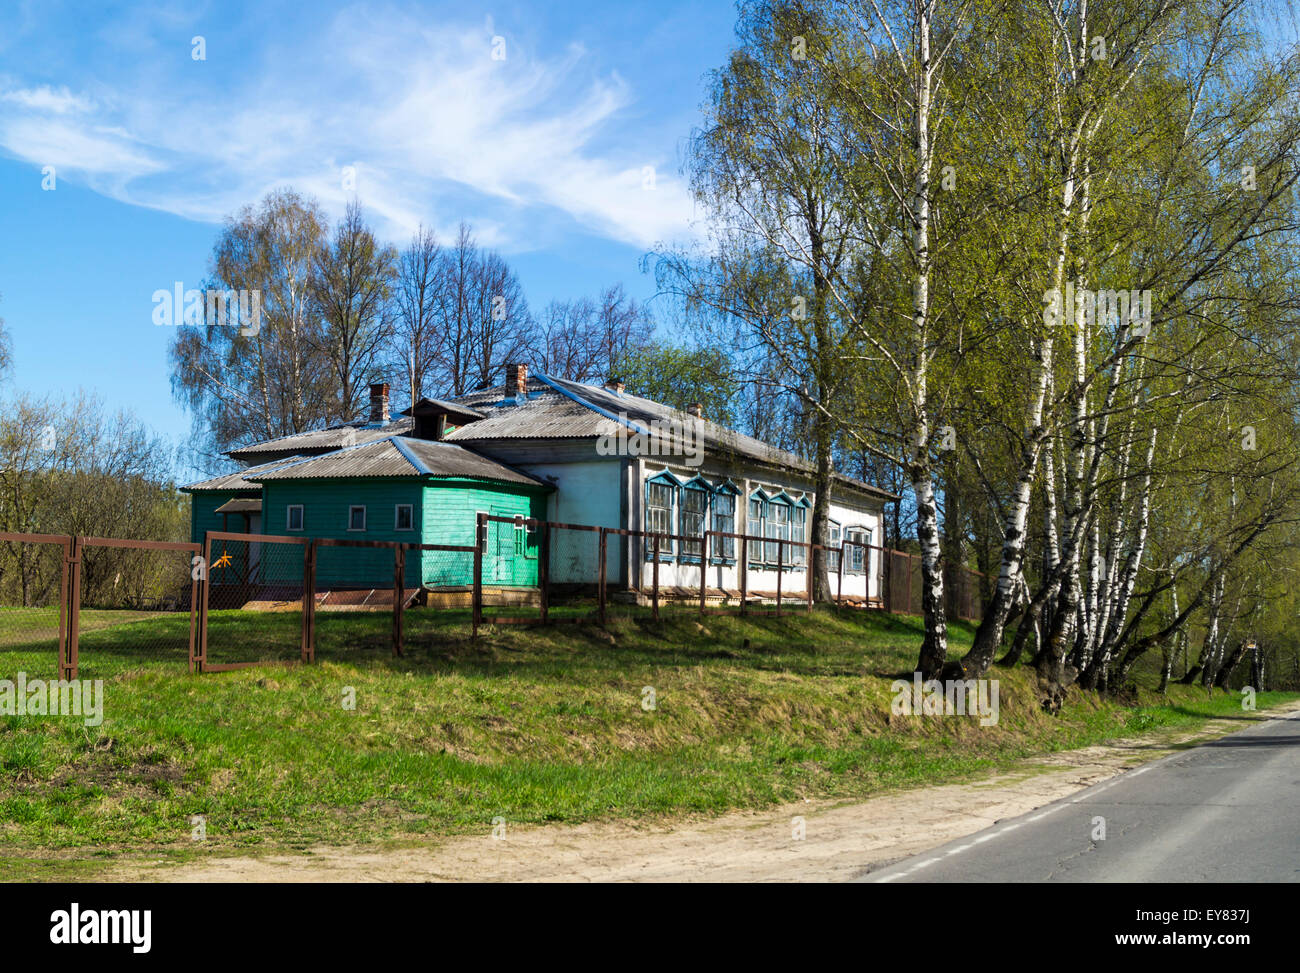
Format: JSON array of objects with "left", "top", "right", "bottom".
[{"left": 0, "top": 604, "right": 1292, "bottom": 869}]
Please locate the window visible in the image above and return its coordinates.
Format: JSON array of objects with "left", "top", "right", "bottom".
[
  {"left": 645, "top": 475, "right": 677, "bottom": 557},
  {"left": 394, "top": 504, "right": 413, "bottom": 531},
  {"left": 748, "top": 492, "right": 766, "bottom": 563},
  {"left": 767, "top": 498, "right": 790, "bottom": 564},
  {"left": 287, "top": 505, "right": 304, "bottom": 532},
  {"left": 790, "top": 502, "right": 808, "bottom": 566},
  {"left": 712, "top": 485, "right": 738, "bottom": 560},
  {"left": 348, "top": 505, "right": 367, "bottom": 531},
  {"left": 828, "top": 521, "right": 842, "bottom": 573},
  {"left": 846, "top": 528, "right": 868, "bottom": 574},
  {"left": 680, "top": 482, "right": 708, "bottom": 559}
]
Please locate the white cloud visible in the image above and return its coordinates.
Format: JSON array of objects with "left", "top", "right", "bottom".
[
  {"left": 0, "top": 84, "right": 94, "bottom": 115},
  {"left": 0, "top": 13, "right": 698, "bottom": 252}
]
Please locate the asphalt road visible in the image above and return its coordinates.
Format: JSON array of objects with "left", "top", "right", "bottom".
[{"left": 860, "top": 707, "right": 1300, "bottom": 882}]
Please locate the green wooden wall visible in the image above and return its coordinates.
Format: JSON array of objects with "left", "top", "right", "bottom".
[
  {"left": 188, "top": 490, "right": 257, "bottom": 547},
  {"left": 245, "top": 477, "right": 548, "bottom": 589}
]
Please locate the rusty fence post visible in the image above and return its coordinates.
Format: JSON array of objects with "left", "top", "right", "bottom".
[
  {"left": 393, "top": 544, "right": 405, "bottom": 656},
  {"left": 538, "top": 521, "right": 549, "bottom": 625},
  {"left": 198, "top": 532, "right": 212, "bottom": 672},
  {"left": 60, "top": 536, "right": 79, "bottom": 681},
  {"left": 806, "top": 543, "right": 813, "bottom": 611},
  {"left": 838, "top": 542, "right": 846, "bottom": 607},
  {"left": 597, "top": 527, "right": 608, "bottom": 626},
  {"left": 188, "top": 545, "right": 200, "bottom": 674},
  {"left": 740, "top": 535, "right": 749, "bottom": 615},
  {"left": 472, "top": 512, "right": 485, "bottom": 637},
  {"left": 302, "top": 540, "right": 316, "bottom": 663},
  {"left": 776, "top": 539, "right": 783, "bottom": 617},
  {"left": 699, "top": 530, "right": 709, "bottom": 617},
  {"left": 652, "top": 533, "right": 660, "bottom": 621}
]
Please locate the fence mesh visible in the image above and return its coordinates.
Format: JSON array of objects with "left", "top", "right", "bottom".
[
  {"left": 312, "top": 539, "right": 403, "bottom": 659},
  {"left": 201, "top": 535, "right": 306, "bottom": 670},
  {"left": 0, "top": 536, "right": 68, "bottom": 680},
  {"left": 544, "top": 524, "right": 599, "bottom": 620},
  {"left": 75, "top": 540, "right": 196, "bottom": 679}
]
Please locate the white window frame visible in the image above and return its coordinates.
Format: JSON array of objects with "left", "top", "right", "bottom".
[
  {"left": 348, "top": 505, "right": 367, "bottom": 532},
  {"left": 394, "top": 503, "right": 414, "bottom": 531},
  {"left": 846, "top": 527, "right": 868, "bottom": 574},
  {"left": 790, "top": 504, "right": 808, "bottom": 566},
  {"left": 645, "top": 480, "right": 676, "bottom": 556},
  {"left": 286, "top": 504, "right": 304, "bottom": 532}
]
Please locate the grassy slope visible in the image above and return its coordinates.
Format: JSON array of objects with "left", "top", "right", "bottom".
[{"left": 0, "top": 606, "right": 1292, "bottom": 866}]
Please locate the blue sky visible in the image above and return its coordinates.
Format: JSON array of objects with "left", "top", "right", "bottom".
[{"left": 0, "top": 0, "right": 737, "bottom": 464}]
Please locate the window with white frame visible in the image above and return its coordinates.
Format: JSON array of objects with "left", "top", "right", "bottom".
[
  {"left": 348, "top": 505, "right": 367, "bottom": 531},
  {"left": 828, "top": 521, "right": 842, "bottom": 572},
  {"left": 846, "top": 527, "right": 868, "bottom": 573},
  {"left": 790, "top": 503, "right": 808, "bottom": 566},
  {"left": 747, "top": 494, "right": 765, "bottom": 559},
  {"left": 287, "top": 505, "right": 304, "bottom": 531},
  {"left": 766, "top": 498, "right": 790, "bottom": 564},
  {"left": 394, "top": 504, "right": 413, "bottom": 531},
  {"left": 645, "top": 477, "right": 676, "bottom": 556},
  {"left": 712, "top": 487, "right": 737, "bottom": 559},
  {"left": 680, "top": 482, "right": 708, "bottom": 559}
]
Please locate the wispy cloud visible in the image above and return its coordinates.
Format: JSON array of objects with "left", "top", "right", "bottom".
[{"left": 0, "top": 7, "right": 697, "bottom": 251}]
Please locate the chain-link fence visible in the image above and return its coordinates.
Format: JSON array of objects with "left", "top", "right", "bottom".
[
  {"left": 312, "top": 538, "right": 406, "bottom": 659},
  {"left": 199, "top": 532, "right": 310, "bottom": 671},
  {"left": 74, "top": 538, "right": 198, "bottom": 679},
  {"left": 0, "top": 532, "right": 72, "bottom": 680}
]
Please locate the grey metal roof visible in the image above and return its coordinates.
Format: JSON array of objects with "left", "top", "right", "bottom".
[
  {"left": 445, "top": 375, "right": 899, "bottom": 502},
  {"left": 399, "top": 398, "right": 487, "bottom": 420},
  {"left": 227, "top": 418, "right": 415, "bottom": 461},
  {"left": 214, "top": 497, "right": 263, "bottom": 514},
  {"left": 215, "top": 374, "right": 897, "bottom": 502},
  {"left": 182, "top": 455, "right": 310, "bottom": 492},
  {"left": 246, "top": 436, "right": 546, "bottom": 487}
]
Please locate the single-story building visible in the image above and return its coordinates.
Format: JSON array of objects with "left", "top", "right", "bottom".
[{"left": 182, "top": 366, "right": 896, "bottom": 603}]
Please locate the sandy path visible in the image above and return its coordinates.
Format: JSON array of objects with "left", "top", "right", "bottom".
[{"left": 113, "top": 702, "right": 1300, "bottom": 883}]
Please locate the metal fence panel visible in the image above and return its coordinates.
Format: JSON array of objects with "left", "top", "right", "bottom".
[
  {"left": 200, "top": 532, "right": 310, "bottom": 671},
  {"left": 74, "top": 537, "right": 198, "bottom": 679},
  {"left": 0, "top": 533, "right": 71, "bottom": 680}
]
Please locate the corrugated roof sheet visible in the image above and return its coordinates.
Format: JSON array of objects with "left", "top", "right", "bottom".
[
  {"left": 446, "top": 376, "right": 899, "bottom": 501},
  {"left": 227, "top": 418, "right": 415, "bottom": 460},
  {"left": 214, "top": 498, "right": 263, "bottom": 514},
  {"left": 182, "top": 455, "right": 309, "bottom": 492},
  {"left": 246, "top": 436, "right": 545, "bottom": 487},
  {"left": 215, "top": 375, "right": 897, "bottom": 502}
]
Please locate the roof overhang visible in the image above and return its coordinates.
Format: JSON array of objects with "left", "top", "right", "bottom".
[{"left": 214, "top": 498, "right": 263, "bottom": 514}]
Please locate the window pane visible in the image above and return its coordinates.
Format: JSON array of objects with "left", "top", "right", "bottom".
[{"left": 713, "top": 493, "right": 735, "bottom": 558}]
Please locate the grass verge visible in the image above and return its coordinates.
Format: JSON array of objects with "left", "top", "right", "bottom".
[{"left": 0, "top": 606, "right": 1292, "bottom": 880}]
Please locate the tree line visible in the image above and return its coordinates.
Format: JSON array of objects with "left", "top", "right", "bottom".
[
  {"left": 168, "top": 191, "right": 659, "bottom": 468},
  {"left": 652, "top": 0, "right": 1300, "bottom": 700}
]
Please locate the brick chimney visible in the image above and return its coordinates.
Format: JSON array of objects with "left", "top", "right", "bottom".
[
  {"left": 505, "top": 363, "right": 528, "bottom": 400},
  {"left": 687, "top": 402, "right": 703, "bottom": 419},
  {"left": 369, "top": 383, "right": 390, "bottom": 424},
  {"left": 604, "top": 378, "right": 625, "bottom": 394}
]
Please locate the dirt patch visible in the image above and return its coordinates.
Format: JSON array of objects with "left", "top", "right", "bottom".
[{"left": 100, "top": 701, "right": 1300, "bottom": 883}]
